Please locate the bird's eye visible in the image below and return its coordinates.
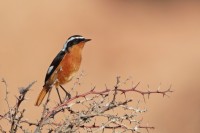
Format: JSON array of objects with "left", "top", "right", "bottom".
[{"left": 73, "top": 39, "right": 84, "bottom": 45}]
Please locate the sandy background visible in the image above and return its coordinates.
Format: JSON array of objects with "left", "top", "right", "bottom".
[{"left": 0, "top": 1, "right": 200, "bottom": 133}]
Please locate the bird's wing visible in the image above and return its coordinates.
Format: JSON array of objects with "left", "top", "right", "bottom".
[{"left": 44, "top": 50, "right": 66, "bottom": 82}]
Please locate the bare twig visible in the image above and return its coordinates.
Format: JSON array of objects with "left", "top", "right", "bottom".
[
  {"left": 0, "top": 77, "right": 172, "bottom": 133},
  {"left": 2, "top": 78, "right": 10, "bottom": 111}
]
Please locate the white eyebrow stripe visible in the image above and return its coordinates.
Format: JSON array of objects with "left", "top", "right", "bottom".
[
  {"left": 47, "top": 66, "right": 54, "bottom": 74},
  {"left": 66, "top": 36, "right": 85, "bottom": 44},
  {"left": 62, "top": 36, "right": 85, "bottom": 51}
]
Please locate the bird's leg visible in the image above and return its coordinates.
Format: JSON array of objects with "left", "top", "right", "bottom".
[
  {"left": 46, "top": 87, "right": 52, "bottom": 104},
  {"left": 56, "top": 87, "right": 63, "bottom": 104},
  {"left": 59, "top": 85, "right": 71, "bottom": 100}
]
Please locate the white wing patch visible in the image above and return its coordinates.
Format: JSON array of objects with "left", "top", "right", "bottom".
[{"left": 47, "top": 66, "right": 54, "bottom": 74}]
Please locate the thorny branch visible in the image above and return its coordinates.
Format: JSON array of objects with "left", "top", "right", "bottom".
[
  {"left": 0, "top": 77, "right": 173, "bottom": 133},
  {"left": 0, "top": 79, "right": 36, "bottom": 133}
]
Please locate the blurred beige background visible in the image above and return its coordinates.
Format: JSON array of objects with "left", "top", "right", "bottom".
[{"left": 0, "top": 1, "right": 200, "bottom": 133}]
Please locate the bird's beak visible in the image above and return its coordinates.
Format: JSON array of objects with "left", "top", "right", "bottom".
[{"left": 84, "top": 39, "right": 91, "bottom": 42}]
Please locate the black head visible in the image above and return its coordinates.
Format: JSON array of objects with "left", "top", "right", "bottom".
[{"left": 62, "top": 35, "right": 91, "bottom": 52}]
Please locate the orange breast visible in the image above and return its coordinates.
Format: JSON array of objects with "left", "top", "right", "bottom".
[{"left": 56, "top": 43, "right": 83, "bottom": 85}]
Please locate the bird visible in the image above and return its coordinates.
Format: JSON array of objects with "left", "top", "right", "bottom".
[{"left": 35, "top": 35, "right": 91, "bottom": 106}]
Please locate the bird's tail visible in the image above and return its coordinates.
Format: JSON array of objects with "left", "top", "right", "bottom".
[{"left": 35, "top": 86, "right": 50, "bottom": 106}]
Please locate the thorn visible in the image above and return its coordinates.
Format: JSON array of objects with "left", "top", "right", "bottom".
[
  {"left": 133, "top": 82, "right": 140, "bottom": 90},
  {"left": 91, "top": 86, "right": 95, "bottom": 92},
  {"left": 93, "top": 121, "right": 96, "bottom": 127},
  {"left": 84, "top": 96, "right": 87, "bottom": 100},
  {"left": 147, "top": 84, "right": 150, "bottom": 89},
  {"left": 105, "top": 84, "right": 108, "bottom": 89},
  {"left": 143, "top": 95, "right": 146, "bottom": 103},
  {"left": 138, "top": 117, "right": 143, "bottom": 124},
  {"left": 15, "top": 95, "right": 19, "bottom": 100},
  {"left": 123, "top": 92, "right": 127, "bottom": 99}
]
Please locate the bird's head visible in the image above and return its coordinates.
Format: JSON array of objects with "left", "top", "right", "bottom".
[{"left": 62, "top": 35, "right": 91, "bottom": 52}]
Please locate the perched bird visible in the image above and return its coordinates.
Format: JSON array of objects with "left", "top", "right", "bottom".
[{"left": 35, "top": 35, "right": 91, "bottom": 106}]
